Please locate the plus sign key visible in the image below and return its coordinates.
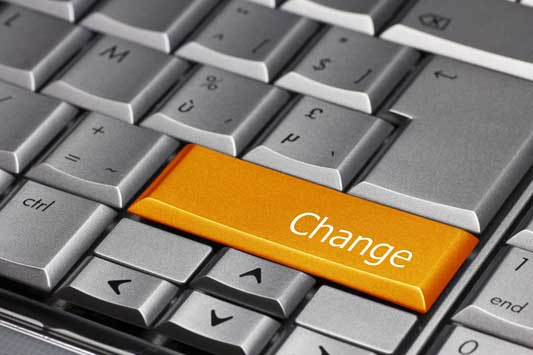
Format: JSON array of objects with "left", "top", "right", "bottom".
[{"left": 28, "top": 113, "right": 178, "bottom": 208}]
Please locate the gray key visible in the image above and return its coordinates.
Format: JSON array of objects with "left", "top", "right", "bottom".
[
  {"left": 282, "top": 0, "right": 405, "bottom": 35},
  {"left": 247, "top": 0, "right": 282, "bottom": 8},
  {"left": 381, "top": 0, "right": 533, "bottom": 81},
  {"left": 435, "top": 326, "right": 533, "bottom": 355},
  {"left": 350, "top": 56, "right": 533, "bottom": 233},
  {"left": 96, "top": 219, "right": 212, "bottom": 284},
  {"left": 296, "top": 286, "right": 417, "bottom": 354},
  {"left": 0, "top": 5, "right": 92, "bottom": 91},
  {"left": 59, "top": 257, "right": 178, "bottom": 327},
  {"left": 0, "top": 181, "right": 115, "bottom": 291},
  {"left": 244, "top": 96, "right": 393, "bottom": 189},
  {"left": 159, "top": 290, "right": 280, "bottom": 355},
  {"left": 0, "top": 82, "right": 77, "bottom": 174},
  {"left": 508, "top": 216, "right": 533, "bottom": 253},
  {"left": 82, "top": 0, "right": 218, "bottom": 53},
  {"left": 276, "top": 27, "right": 418, "bottom": 113},
  {"left": 142, "top": 66, "right": 290, "bottom": 156},
  {"left": 3, "top": 0, "right": 97, "bottom": 22},
  {"left": 28, "top": 113, "right": 178, "bottom": 208},
  {"left": 43, "top": 35, "right": 189, "bottom": 123},
  {"left": 275, "top": 327, "right": 377, "bottom": 355},
  {"left": 177, "top": 0, "right": 318, "bottom": 83},
  {"left": 0, "top": 170, "right": 14, "bottom": 194},
  {"left": 453, "top": 247, "right": 533, "bottom": 348},
  {"left": 0, "top": 320, "right": 89, "bottom": 355},
  {"left": 192, "top": 248, "right": 314, "bottom": 318}
]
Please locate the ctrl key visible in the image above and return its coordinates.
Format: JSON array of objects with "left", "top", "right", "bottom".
[{"left": 0, "top": 181, "right": 116, "bottom": 291}]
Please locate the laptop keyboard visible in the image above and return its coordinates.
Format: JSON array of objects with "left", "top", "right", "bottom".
[{"left": 0, "top": 1, "right": 532, "bottom": 355}]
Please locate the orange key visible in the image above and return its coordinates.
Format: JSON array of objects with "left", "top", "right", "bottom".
[{"left": 129, "top": 145, "right": 478, "bottom": 313}]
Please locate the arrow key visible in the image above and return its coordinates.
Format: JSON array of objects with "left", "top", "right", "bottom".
[
  {"left": 275, "top": 327, "right": 376, "bottom": 355},
  {"left": 159, "top": 291, "right": 280, "bottom": 355},
  {"left": 58, "top": 257, "right": 178, "bottom": 327},
  {"left": 193, "top": 248, "right": 315, "bottom": 318}
]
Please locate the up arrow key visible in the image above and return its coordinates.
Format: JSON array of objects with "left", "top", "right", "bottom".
[
  {"left": 239, "top": 267, "right": 262, "bottom": 284},
  {"left": 107, "top": 279, "right": 132, "bottom": 295}
]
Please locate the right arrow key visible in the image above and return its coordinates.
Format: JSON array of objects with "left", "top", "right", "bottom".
[
  {"left": 159, "top": 291, "right": 280, "bottom": 355},
  {"left": 192, "top": 248, "right": 315, "bottom": 318}
]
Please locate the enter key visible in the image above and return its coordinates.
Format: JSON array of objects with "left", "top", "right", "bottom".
[{"left": 129, "top": 144, "right": 477, "bottom": 313}]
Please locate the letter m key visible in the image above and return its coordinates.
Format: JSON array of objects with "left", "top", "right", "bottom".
[{"left": 99, "top": 45, "right": 130, "bottom": 63}]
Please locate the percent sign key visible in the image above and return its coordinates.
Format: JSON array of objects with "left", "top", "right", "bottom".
[{"left": 201, "top": 75, "right": 223, "bottom": 91}]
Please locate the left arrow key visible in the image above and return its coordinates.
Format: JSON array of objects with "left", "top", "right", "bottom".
[{"left": 59, "top": 257, "right": 178, "bottom": 327}]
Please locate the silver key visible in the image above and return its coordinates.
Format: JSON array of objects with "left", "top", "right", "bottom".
[
  {"left": 282, "top": 0, "right": 405, "bottom": 35},
  {"left": 0, "top": 5, "right": 91, "bottom": 91},
  {"left": 0, "top": 170, "right": 13, "bottom": 194},
  {"left": 0, "top": 181, "right": 116, "bottom": 291},
  {"left": 350, "top": 56, "right": 533, "bottom": 233},
  {"left": 508, "top": 216, "right": 533, "bottom": 253},
  {"left": 192, "top": 248, "right": 314, "bottom": 318},
  {"left": 28, "top": 113, "right": 178, "bottom": 208},
  {"left": 296, "top": 286, "right": 417, "bottom": 354},
  {"left": 158, "top": 290, "right": 280, "bottom": 355},
  {"left": 275, "top": 327, "right": 377, "bottom": 355},
  {"left": 247, "top": 0, "right": 282, "bottom": 8},
  {"left": 59, "top": 257, "right": 178, "bottom": 327},
  {"left": 96, "top": 219, "right": 212, "bottom": 284},
  {"left": 523, "top": 0, "right": 533, "bottom": 6},
  {"left": 82, "top": 0, "right": 218, "bottom": 53},
  {"left": 142, "top": 66, "right": 290, "bottom": 156},
  {"left": 244, "top": 96, "right": 393, "bottom": 189},
  {"left": 177, "top": 0, "right": 318, "bottom": 82},
  {"left": 276, "top": 27, "right": 419, "bottom": 113},
  {"left": 435, "top": 326, "right": 533, "bottom": 355},
  {"left": 0, "top": 82, "right": 77, "bottom": 174},
  {"left": 453, "top": 247, "right": 533, "bottom": 348},
  {"left": 43, "top": 35, "right": 189, "bottom": 123},
  {"left": 381, "top": 0, "right": 533, "bottom": 81},
  {"left": 3, "top": 0, "right": 97, "bottom": 22}
]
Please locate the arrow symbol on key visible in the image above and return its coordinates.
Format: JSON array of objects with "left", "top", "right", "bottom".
[
  {"left": 319, "top": 345, "right": 330, "bottom": 355},
  {"left": 239, "top": 268, "right": 262, "bottom": 284},
  {"left": 210, "top": 309, "right": 233, "bottom": 327},
  {"left": 434, "top": 70, "right": 457, "bottom": 80},
  {"left": 107, "top": 279, "right": 132, "bottom": 295}
]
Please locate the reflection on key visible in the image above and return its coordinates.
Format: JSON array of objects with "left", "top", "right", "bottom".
[
  {"left": 276, "top": 327, "right": 377, "bottom": 355},
  {"left": 177, "top": 0, "right": 318, "bottom": 82},
  {"left": 247, "top": 0, "right": 282, "bottom": 8},
  {"left": 282, "top": 0, "right": 405, "bottom": 35},
  {"left": 0, "top": 81, "right": 77, "bottom": 173},
  {"left": 350, "top": 56, "right": 533, "bottom": 233},
  {"left": 434, "top": 326, "right": 533, "bottom": 355},
  {"left": 297, "top": 286, "right": 417, "bottom": 354},
  {"left": 158, "top": 290, "right": 280, "bottom": 355},
  {"left": 3, "top": 0, "right": 98, "bottom": 22},
  {"left": 82, "top": 0, "right": 218, "bottom": 53},
  {"left": 453, "top": 247, "right": 533, "bottom": 348},
  {"left": 129, "top": 144, "right": 478, "bottom": 313},
  {"left": 193, "top": 248, "right": 315, "bottom": 318},
  {"left": 0, "top": 5, "right": 92, "bottom": 90},
  {"left": 59, "top": 257, "right": 178, "bottom": 327},
  {"left": 276, "top": 27, "right": 419, "bottom": 113},
  {"left": 381, "top": 0, "right": 533, "bottom": 81},
  {"left": 28, "top": 113, "right": 178, "bottom": 208},
  {"left": 0, "top": 181, "right": 116, "bottom": 291},
  {"left": 142, "top": 66, "right": 289, "bottom": 156},
  {"left": 0, "top": 170, "right": 13, "bottom": 194},
  {"left": 43, "top": 35, "right": 189, "bottom": 123},
  {"left": 96, "top": 219, "right": 212, "bottom": 284},
  {"left": 245, "top": 96, "right": 392, "bottom": 189}
]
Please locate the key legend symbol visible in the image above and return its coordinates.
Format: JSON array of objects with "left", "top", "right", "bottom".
[
  {"left": 201, "top": 75, "right": 223, "bottom": 91},
  {"left": 239, "top": 268, "right": 262, "bottom": 284},
  {"left": 418, "top": 13, "right": 451, "bottom": 31},
  {"left": 107, "top": 279, "right": 132, "bottom": 295},
  {"left": 210, "top": 309, "right": 233, "bottom": 327},
  {"left": 65, "top": 154, "right": 80, "bottom": 163}
]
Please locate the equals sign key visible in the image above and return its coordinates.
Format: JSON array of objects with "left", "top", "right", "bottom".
[{"left": 64, "top": 153, "right": 81, "bottom": 163}]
